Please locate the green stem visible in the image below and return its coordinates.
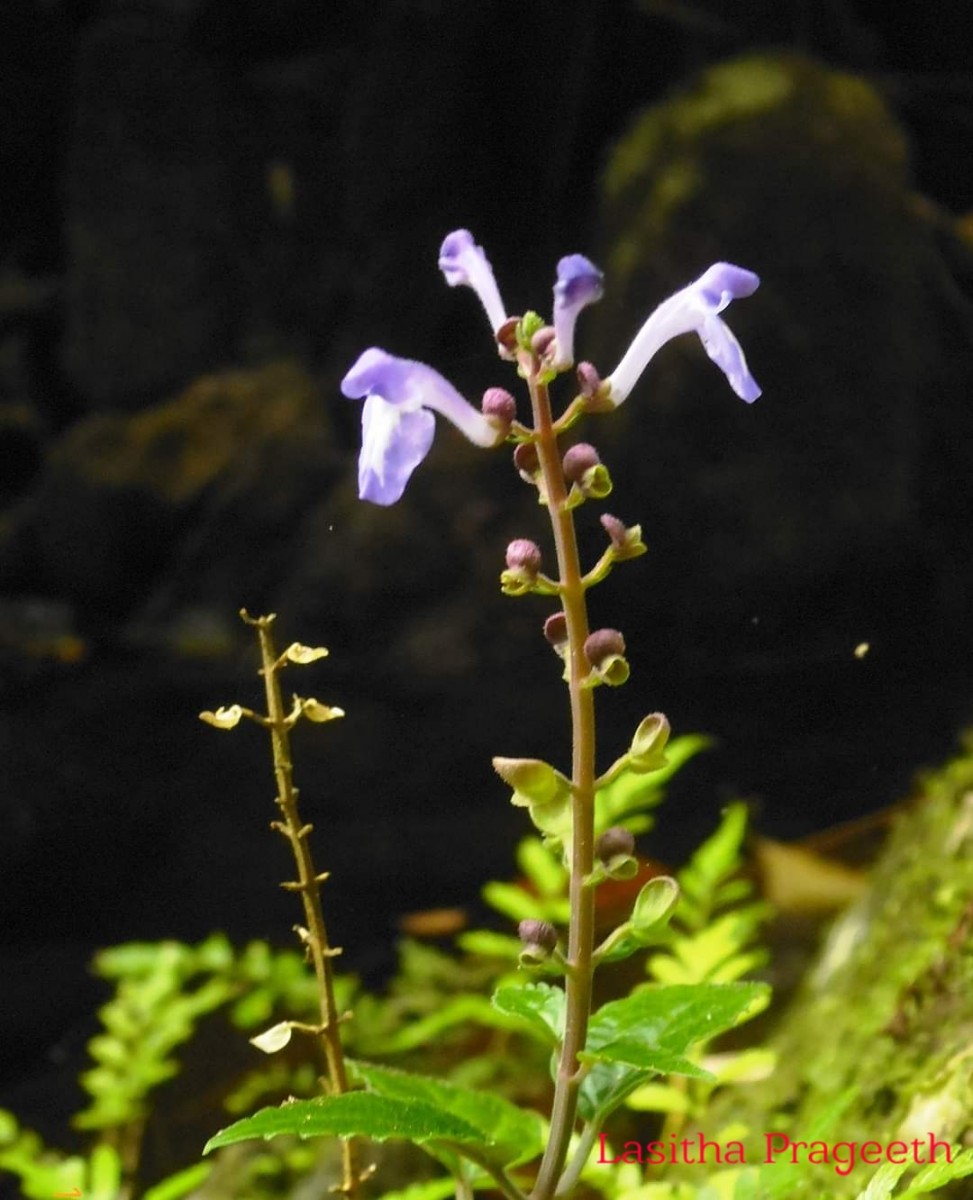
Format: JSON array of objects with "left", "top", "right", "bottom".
[
  {"left": 243, "top": 611, "right": 363, "bottom": 1198},
  {"left": 554, "top": 1121, "right": 601, "bottom": 1197},
  {"left": 449, "top": 1146, "right": 529, "bottom": 1200},
  {"left": 527, "top": 377, "right": 598, "bottom": 1200}
]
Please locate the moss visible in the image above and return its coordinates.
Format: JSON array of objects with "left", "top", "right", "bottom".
[{"left": 694, "top": 739, "right": 973, "bottom": 1196}]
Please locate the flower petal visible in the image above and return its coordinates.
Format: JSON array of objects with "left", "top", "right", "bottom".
[
  {"left": 438, "top": 229, "right": 507, "bottom": 332},
  {"left": 358, "top": 394, "right": 435, "bottom": 505},
  {"left": 552, "top": 254, "right": 604, "bottom": 366},
  {"left": 604, "top": 262, "right": 761, "bottom": 406},
  {"left": 342, "top": 348, "right": 502, "bottom": 504}
]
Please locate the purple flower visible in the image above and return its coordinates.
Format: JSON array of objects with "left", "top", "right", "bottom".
[
  {"left": 341, "top": 348, "right": 503, "bottom": 505},
  {"left": 605, "top": 263, "right": 761, "bottom": 406},
  {"left": 438, "top": 229, "right": 507, "bottom": 333},
  {"left": 552, "top": 254, "right": 604, "bottom": 367}
]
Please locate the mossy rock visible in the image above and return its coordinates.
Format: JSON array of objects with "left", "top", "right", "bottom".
[
  {"left": 681, "top": 738, "right": 973, "bottom": 1197},
  {"left": 589, "top": 53, "right": 967, "bottom": 652}
]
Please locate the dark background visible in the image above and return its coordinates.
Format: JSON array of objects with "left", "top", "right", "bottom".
[{"left": 2, "top": 0, "right": 973, "bottom": 1139}]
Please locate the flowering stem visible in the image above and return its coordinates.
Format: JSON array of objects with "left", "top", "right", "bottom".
[
  {"left": 242, "top": 611, "right": 364, "bottom": 1198},
  {"left": 526, "top": 378, "right": 597, "bottom": 1200}
]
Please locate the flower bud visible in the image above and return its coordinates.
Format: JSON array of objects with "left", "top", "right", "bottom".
[
  {"left": 514, "top": 441, "right": 540, "bottom": 482},
  {"left": 562, "top": 443, "right": 612, "bottom": 501},
  {"left": 576, "top": 361, "right": 601, "bottom": 397},
  {"left": 518, "top": 918, "right": 558, "bottom": 964},
  {"left": 505, "top": 539, "right": 542, "bottom": 574},
  {"left": 584, "top": 628, "right": 625, "bottom": 664},
  {"left": 543, "top": 612, "right": 568, "bottom": 648},
  {"left": 596, "top": 826, "right": 635, "bottom": 861},
  {"left": 594, "top": 826, "right": 639, "bottom": 880},
  {"left": 531, "top": 326, "right": 557, "bottom": 359},
  {"left": 600, "top": 513, "right": 647, "bottom": 561},
  {"left": 495, "top": 316, "right": 520, "bottom": 358},
  {"left": 501, "top": 545, "right": 545, "bottom": 593},
  {"left": 584, "top": 628, "right": 630, "bottom": 687},
  {"left": 629, "top": 712, "right": 670, "bottom": 771},
  {"left": 518, "top": 918, "right": 558, "bottom": 952},
  {"left": 562, "top": 442, "right": 601, "bottom": 484},
  {"left": 482, "top": 387, "right": 516, "bottom": 427},
  {"left": 600, "top": 513, "right": 627, "bottom": 549}
]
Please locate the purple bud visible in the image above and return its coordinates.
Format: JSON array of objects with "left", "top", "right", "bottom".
[
  {"left": 531, "top": 326, "right": 557, "bottom": 359},
  {"left": 562, "top": 442, "right": 601, "bottom": 484},
  {"left": 596, "top": 827, "right": 636, "bottom": 862},
  {"left": 543, "top": 612, "right": 568, "bottom": 647},
  {"left": 505, "top": 539, "right": 542, "bottom": 574},
  {"left": 584, "top": 628, "right": 626, "bottom": 667},
  {"left": 482, "top": 387, "right": 517, "bottom": 426},
  {"left": 600, "top": 513, "right": 627, "bottom": 548},
  {"left": 514, "top": 441, "right": 540, "bottom": 479},
  {"left": 576, "top": 361, "right": 602, "bottom": 398},
  {"left": 518, "top": 919, "right": 558, "bottom": 953}
]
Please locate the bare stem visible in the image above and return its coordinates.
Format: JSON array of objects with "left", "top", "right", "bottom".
[
  {"left": 526, "top": 379, "right": 598, "bottom": 1200},
  {"left": 242, "top": 610, "right": 364, "bottom": 1198}
]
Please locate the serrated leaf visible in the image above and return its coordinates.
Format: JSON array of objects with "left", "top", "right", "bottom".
[
  {"left": 587, "top": 983, "right": 767, "bottom": 1067},
  {"left": 491, "top": 982, "right": 564, "bottom": 1046},
  {"left": 899, "top": 1146, "right": 973, "bottom": 1195},
  {"left": 580, "top": 1039, "right": 712, "bottom": 1079},
  {"left": 350, "top": 1061, "right": 544, "bottom": 1169},
  {"left": 204, "top": 1092, "right": 486, "bottom": 1154},
  {"left": 854, "top": 1161, "right": 911, "bottom": 1200},
  {"left": 578, "top": 1060, "right": 654, "bottom": 1123}
]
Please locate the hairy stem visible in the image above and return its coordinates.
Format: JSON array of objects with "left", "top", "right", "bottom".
[
  {"left": 527, "top": 378, "right": 598, "bottom": 1200},
  {"left": 243, "top": 611, "right": 363, "bottom": 1198}
]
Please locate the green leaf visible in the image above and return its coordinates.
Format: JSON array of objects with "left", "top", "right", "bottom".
[
  {"left": 577, "top": 1060, "right": 654, "bottom": 1123},
  {"left": 491, "top": 982, "right": 565, "bottom": 1046},
  {"left": 204, "top": 1092, "right": 486, "bottom": 1154},
  {"left": 587, "top": 983, "right": 767, "bottom": 1065},
  {"left": 376, "top": 1180, "right": 457, "bottom": 1200},
  {"left": 350, "top": 1061, "right": 544, "bottom": 1169},
  {"left": 594, "top": 735, "right": 710, "bottom": 833},
  {"left": 142, "top": 1162, "right": 212, "bottom": 1200},
  {"left": 579, "top": 1039, "right": 713, "bottom": 1079},
  {"left": 577, "top": 984, "right": 764, "bottom": 1124},
  {"left": 455, "top": 930, "right": 523, "bottom": 960},
  {"left": 853, "top": 1162, "right": 911, "bottom": 1200},
  {"left": 354, "top": 994, "right": 516, "bottom": 1055},
  {"left": 899, "top": 1146, "right": 973, "bottom": 1195},
  {"left": 516, "top": 836, "right": 568, "bottom": 898}
]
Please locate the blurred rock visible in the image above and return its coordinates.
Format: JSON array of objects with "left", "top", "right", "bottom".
[
  {"left": 589, "top": 53, "right": 973, "bottom": 661},
  {"left": 0, "top": 361, "right": 337, "bottom": 629}
]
